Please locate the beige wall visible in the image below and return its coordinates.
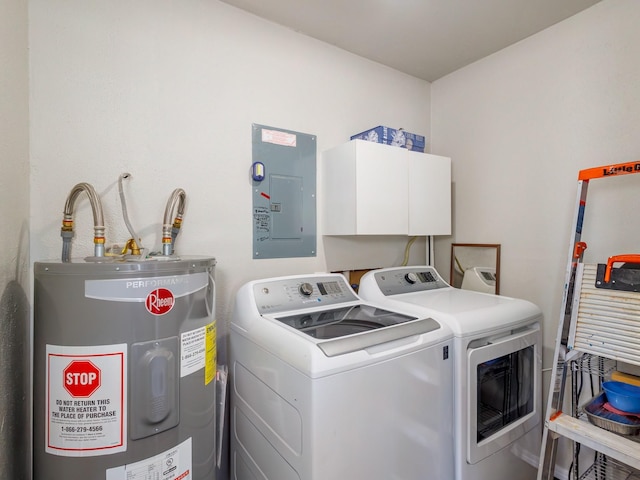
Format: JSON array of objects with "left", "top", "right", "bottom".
[
  {"left": 0, "top": 0, "right": 30, "bottom": 477},
  {"left": 432, "top": 0, "right": 640, "bottom": 474}
]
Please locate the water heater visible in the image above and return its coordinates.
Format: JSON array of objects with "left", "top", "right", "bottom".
[{"left": 33, "top": 257, "right": 217, "bottom": 480}]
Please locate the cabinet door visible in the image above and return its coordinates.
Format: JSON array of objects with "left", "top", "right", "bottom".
[
  {"left": 322, "top": 141, "right": 358, "bottom": 235},
  {"left": 408, "top": 153, "right": 451, "bottom": 235},
  {"left": 355, "top": 141, "right": 408, "bottom": 234}
]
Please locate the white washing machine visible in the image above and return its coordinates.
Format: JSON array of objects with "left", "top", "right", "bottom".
[
  {"left": 359, "top": 266, "right": 542, "bottom": 480},
  {"left": 230, "top": 273, "right": 454, "bottom": 480}
]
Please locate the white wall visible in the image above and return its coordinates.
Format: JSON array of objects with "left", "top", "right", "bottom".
[
  {"left": 29, "top": 0, "right": 431, "bottom": 332},
  {"left": 0, "top": 0, "right": 30, "bottom": 477},
  {"left": 432, "top": 0, "right": 640, "bottom": 473}
]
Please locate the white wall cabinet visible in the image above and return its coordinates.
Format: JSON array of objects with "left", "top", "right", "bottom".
[{"left": 321, "top": 140, "right": 451, "bottom": 235}]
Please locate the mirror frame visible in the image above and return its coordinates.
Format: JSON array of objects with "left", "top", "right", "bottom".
[{"left": 450, "top": 243, "right": 501, "bottom": 295}]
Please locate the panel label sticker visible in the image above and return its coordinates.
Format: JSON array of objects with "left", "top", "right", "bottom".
[
  {"left": 261, "top": 128, "right": 297, "bottom": 147},
  {"left": 46, "top": 344, "right": 127, "bottom": 457}
]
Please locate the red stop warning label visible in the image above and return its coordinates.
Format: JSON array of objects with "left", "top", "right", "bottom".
[
  {"left": 63, "top": 360, "right": 101, "bottom": 397},
  {"left": 145, "top": 288, "right": 175, "bottom": 315}
]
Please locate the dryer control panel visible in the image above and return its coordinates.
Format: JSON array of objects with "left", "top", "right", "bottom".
[
  {"left": 253, "top": 274, "right": 359, "bottom": 315},
  {"left": 373, "top": 266, "right": 450, "bottom": 296}
]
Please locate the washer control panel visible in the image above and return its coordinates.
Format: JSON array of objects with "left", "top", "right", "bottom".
[
  {"left": 373, "top": 266, "right": 450, "bottom": 296},
  {"left": 253, "top": 274, "right": 359, "bottom": 315}
]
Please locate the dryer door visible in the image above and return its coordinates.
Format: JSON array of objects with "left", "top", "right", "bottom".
[{"left": 466, "top": 325, "right": 541, "bottom": 464}]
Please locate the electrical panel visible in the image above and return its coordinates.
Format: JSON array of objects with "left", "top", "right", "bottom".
[{"left": 251, "top": 124, "right": 316, "bottom": 259}]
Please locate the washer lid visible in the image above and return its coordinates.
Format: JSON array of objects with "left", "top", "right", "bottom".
[
  {"left": 274, "top": 304, "right": 418, "bottom": 339},
  {"left": 275, "top": 304, "right": 443, "bottom": 357}
]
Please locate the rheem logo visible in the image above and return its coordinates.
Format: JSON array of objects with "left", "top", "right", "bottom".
[
  {"left": 145, "top": 288, "right": 175, "bottom": 316},
  {"left": 63, "top": 360, "right": 101, "bottom": 397}
]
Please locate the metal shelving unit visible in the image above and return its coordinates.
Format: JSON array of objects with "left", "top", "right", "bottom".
[
  {"left": 579, "top": 454, "right": 640, "bottom": 480},
  {"left": 538, "top": 161, "right": 640, "bottom": 480}
]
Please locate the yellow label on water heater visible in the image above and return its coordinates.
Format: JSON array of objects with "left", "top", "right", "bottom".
[{"left": 205, "top": 321, "right": 217, "bottom": 386}]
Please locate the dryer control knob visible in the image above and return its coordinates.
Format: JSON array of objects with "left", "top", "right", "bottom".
[
  {"left": 405, "top": 272, "right": 419, "bottom": 284},
  {"left": 299, "top": 282, "right": 314, "bottom": 296}
]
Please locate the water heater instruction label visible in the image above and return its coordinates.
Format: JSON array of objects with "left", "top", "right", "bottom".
[
  {"left": 106, "top": 437, "right": 192, "bottom": 480},
  {"left": 45, "top": 343, "right": 127, "bottom": 457},
  {"left": 180, "top": 321, "right": 216, "bottom": 385}
]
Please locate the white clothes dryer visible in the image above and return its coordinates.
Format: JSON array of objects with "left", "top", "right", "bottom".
[
  {"left": 230, "top": 273, "right": 454, "bottom": 480},
  {"left": 359, "top": 266, "right": 542, "bottom": 480}
]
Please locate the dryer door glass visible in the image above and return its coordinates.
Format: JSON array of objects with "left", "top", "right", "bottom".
[
  {"left": 476, "top": 345, "right": 534, "bottom": 441},
  {"left": 466, "top": 326, "right": 540, "bottom": 464}
]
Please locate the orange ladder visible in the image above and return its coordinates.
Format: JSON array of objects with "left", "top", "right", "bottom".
[{"left": 538, "top": 160, "right": 640, "bottom": 480}]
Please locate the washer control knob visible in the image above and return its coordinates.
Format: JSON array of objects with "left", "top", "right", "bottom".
[
  {"left": 405, "top": 272, "right": 419, "bottom": 284},
  {"left": 299, "top": 282, "right": 314, "bottom": 296}
]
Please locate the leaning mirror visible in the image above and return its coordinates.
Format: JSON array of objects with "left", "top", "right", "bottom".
[{"left": 450, "top": 243, "right": 501, "bottom": 295}]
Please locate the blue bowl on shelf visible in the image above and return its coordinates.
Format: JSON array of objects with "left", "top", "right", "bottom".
[{"left": 602, "top": 381, "right": 640, "bottom": 414}]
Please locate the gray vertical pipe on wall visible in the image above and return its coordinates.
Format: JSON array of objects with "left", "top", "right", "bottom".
[{"left": 33, "top": 257, "right": 216, "bottom": 480}]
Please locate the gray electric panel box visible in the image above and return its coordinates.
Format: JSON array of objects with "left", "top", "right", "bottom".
[{"left": 252, "top": 124, "right": 316, "bottom": 259}]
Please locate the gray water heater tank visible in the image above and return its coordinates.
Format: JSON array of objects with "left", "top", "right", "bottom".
[{"left": 33, "top": 256, "right": 217, "bottom": 480}]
